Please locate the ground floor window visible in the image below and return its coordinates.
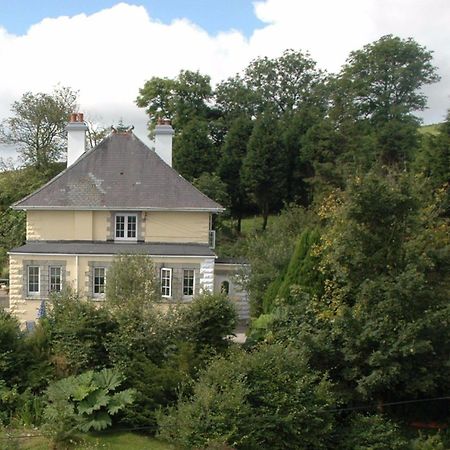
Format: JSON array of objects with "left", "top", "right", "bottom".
[
  {"left": 93, "top": 267, "right": 106, "bottom": 296},
  {"left": 28, "top": 266, "right": 40, "bottom": 295},
  {"left": 221, "top": 280, "right": 230, "bottom": 295},
  {"left": 49, "top": 266, "right": 62, "bottom": 293},
  {"left": 183, "top": 269, "right": 194, "bottom": 297},
  {"left": 161, "top": 268, "right": 172, "bottom": 298}
]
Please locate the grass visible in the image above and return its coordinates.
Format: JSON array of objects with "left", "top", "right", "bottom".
[
  {"left": 419, "top": 123, "right": 441, "bottom": 135},
  {"left": 0, "top": 430, "right": 174, "bottom": 450}
]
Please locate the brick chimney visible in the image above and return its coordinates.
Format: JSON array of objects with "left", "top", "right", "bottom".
[
  {"left": 66, "top": 113, "right": 88, "bottom": 166},
  {"left": 154, "top": 118, "right": 174, "bottom": 167}
]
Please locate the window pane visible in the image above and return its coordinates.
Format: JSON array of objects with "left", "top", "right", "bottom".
[
  {"left": 183, "top": 269, "right": 194, "bottom": 296},
  {"left": 50, "top": 266, "right": 62, "bottom": 292},
  {"left": 115, "top": 216, "right": 125, "bottom": 238},
  {"left": 127, "top": 215, "right": 137, "bottom": 238},
  {"left": 94, "top": 267, "right": 106, "bottom": 294},
  {"left": 28, "top": 266, "right": 39, "bottom": 293},
  {"left": 161, "top": 268, "right": 171, "bottom": 297}
]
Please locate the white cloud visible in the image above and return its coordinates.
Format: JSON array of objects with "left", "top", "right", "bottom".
[{"left": 0, "top": 0, "right": 449, "bottom": 160}]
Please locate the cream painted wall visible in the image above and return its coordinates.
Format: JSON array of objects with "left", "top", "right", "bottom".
[
  {"left": 9, "top": 253, "right": 210, "bottom": 325},
  {"left": 145, "top": 211, "right": 209, "bottom": 243},
  {"left": 26, "top": 211, "right": 109, "bottom": 241}
]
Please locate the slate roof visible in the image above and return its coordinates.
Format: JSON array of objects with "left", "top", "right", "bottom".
[
  {"left": 9, "top": 241, "right": 216, "bottom": 257},
  {"left": 13, "top": 132, "right": 222, "bottom": 212}
]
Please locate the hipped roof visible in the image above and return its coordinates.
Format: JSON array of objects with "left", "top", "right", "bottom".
[{"left": 13, "top": 132, "right": 222, "bottom": 212}]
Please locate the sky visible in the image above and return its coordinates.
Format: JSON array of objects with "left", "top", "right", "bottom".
[{"left": 0, "top": 0, "right": 449, "bottom": 161}]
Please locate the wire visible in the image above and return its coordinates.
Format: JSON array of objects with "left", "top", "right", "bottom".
[{"left": 1, "top": 396, "right": 449, "bottom": 440}]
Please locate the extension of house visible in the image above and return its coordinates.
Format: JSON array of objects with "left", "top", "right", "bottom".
[{"left": 8, "top": 114, "right": 249, "bottom": 327}]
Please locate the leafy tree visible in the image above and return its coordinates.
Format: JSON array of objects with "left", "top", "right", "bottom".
[
  {"left": 136, "top": 70, "right": 213, "bottom": 133},
  {"left": 334, "top": 35, "right": 440, "bottom": 165},
  {"left": 242, "top": 112, "right": 288, "bottom": 230},
  {"left": 0, "top": 86, "right": 78, "bottom": 169},
  {"left": 158, "top": 344, "right": 337, "bottom": 450},
  {"left": 338, "top": 35, "right": 439, "bottom": 124},
  {"left": 313, "top": 172, "right": 450, "bottom": 403},
  {"left": 43, "top": 368, "right": 134, "bottom": 445},
  {"left": 218, "top": 116, "right": 254, "bottom": 231},
  {"left": 173, "top": 118, "right": 217, "bottom": 181},
  {"left": 193, "top": 172, "right": 229, "bottom": 208},
  {"left": 105, "top": 254, "right": 160, "bottom": 312}
]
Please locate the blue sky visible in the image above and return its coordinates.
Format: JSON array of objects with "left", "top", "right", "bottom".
[{"left": 0, "top": 0, "right": 262, "bottom": 36}]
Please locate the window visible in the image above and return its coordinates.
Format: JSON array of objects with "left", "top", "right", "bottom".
[
  {"left": 49, "top": 266, "right": 62, "bottom": 293},
  {"left": 183, "top": 269, "right": 195, "bottom": 297},
  {"left": 115, "top": 214, "right": 137, "bottom": 240},
  {"left": 93, "top": 267, "right": 106, "bottom": 296},
  {"left": 221, "top": 280, "right": 230, "bottom": 295},
  {"left": 28, "top": 266, "right": 40, "bottom": 295},
  {"left": 161, "top": 268, "right": 172, "bottom": 298}
]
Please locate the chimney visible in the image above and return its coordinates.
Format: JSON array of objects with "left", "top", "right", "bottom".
[
  {"left": 66, "top": 112, "right": 88, "bottom": 166},
  {"left": 154, "top": 118, "right": 174, "bottom": 167}
]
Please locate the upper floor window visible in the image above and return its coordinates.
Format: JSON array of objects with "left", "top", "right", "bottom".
[
  {"left": 93, "top": 267, "right": 106, "bottom": 296},
  {"left": 115, "top": 214, "right": 137, "bottom": 240},
  {"left": 28, "top": 266, "right": 40, "bottom": 295},
  {"left": 49, "top": 266, "right": 62, "bottom": 293},
  {"left": 183, "top": 269, "right": 195, "bottom": 297},
  {"left": 161, "top": 268, "right": 172, "bottom": 298}
]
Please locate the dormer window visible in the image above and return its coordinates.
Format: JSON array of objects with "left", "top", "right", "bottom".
[{"left": 115, "top": 213, "right": 137, "bottom": 241}]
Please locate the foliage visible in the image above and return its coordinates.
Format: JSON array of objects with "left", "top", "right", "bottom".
[
  {"left": 43, "top": 368, "right": 134, "bottom": 445},
  {"left": 136, "top": 70, "right": 213, "bottom": 133},
  {"left": 410, "top": 432, "right": 447, "bottom": 450},
  {"left": 46, "top": 289, "right": 116, "bottom": 376},
  {"left": 0, "top": 310, "right": 24, "bottom": 387},
  {"left": 242, "top": 112, "right": 288, "bottom": 229},
  {"left": 241, "top": 205, "right": 314, "bottom": 316},
  {"left": 158, "top": 344, "right": 337, "bottom": 450},
  {"left": 338, "top": 414, "right": 408, "bottom": 450},
  {"left": 193, "top": 172, "right": 229, "bottom": 208},
  {"left": 105, "top": 254, "right": 160, "bottom": 311},
  {"left": 0, "top": 86, "right": 78, "bottom": 169},
  {"left": 181, "top": 292, "right": 237, "bottom": 351},
  {"left": 173, "top": 118, "right": 217, "bottom": 181},
  {"left": 312, "top": 171, "right": 450, "bottom": 402}
]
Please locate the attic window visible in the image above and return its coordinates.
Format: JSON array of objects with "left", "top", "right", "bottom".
[{"left": 115, "top": 214, "right": 137, "bottom": 241}]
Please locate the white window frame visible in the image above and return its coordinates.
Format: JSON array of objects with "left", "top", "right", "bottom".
[
  {"left": 161, "top": 268, "right": 172, "bottom": 298},
  {"left": 182, "top": 269, "right": 195, "bottom": 298},
  {"left": 93, "top": 267, "right": 106, "bottom": 297},
  {"left": 28, "top": 266, "right": 40, "bottom": 296},
  {"left": 115, "top": 213, "right": 138, "bottom": 241},
  {"left": 49, "top": 266, "right": 62, "bottom": 293}
]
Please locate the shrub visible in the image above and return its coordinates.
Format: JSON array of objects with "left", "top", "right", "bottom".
[
  {"left": 410, "top": 432, "right": 446, "bottom": 450},
  {"left": 47, "top": 289, "right": 116, "bottom": 375},
  {"left": 181, "top": 292, "right": 237, "bottom": 351},
  {"left": 338, "top": 414, "right": 408, "bottom": 450},
  {"left": 158, "top": 344, "right": 337, "bottom": 449}
]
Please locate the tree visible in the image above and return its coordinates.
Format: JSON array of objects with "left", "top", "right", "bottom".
[
  {"left": 0, "top": 86, "right": 78, "bottom": 170},
  {"left": 312, "top": 172, "right": 450, "bottom": 403},
  {"left": 218, "top": 116, "right": 253, "bottom": 231},
  {"left": 136, "top": 70, "right": 213, "bottom": 134},
  {"left": 193, "top": 172, "right": 229, "bottom": 208},
  {"left": 173, "top": 118, "right": 217, "bottom": 181},
  {"left": 242, "top": 112, "right": 288, "bottom": 230},
  {"left": 334, "top": 35, "right": 440, "bottom": 165}
]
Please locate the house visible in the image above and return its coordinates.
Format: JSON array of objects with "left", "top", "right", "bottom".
[{"left": 8, "top": 114, "right": 249, "bottom": 326}]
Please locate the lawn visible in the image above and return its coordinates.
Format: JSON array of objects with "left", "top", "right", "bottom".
[
  {"left": 0, "top": 430, "right": 174, "bottom": 450},
  {"left": 419, "top": 123, "right": 441, "bottom": 135}
]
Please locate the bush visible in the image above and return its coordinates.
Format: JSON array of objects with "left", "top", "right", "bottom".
[
  {"left": 410, "top": 432, "right": 446, "bottom": 450},
  {"left": 47, "top": 289, "right": 116, "bottom": 375},
  {"left": 338, "top": 414, "right": 408, "bottom": 450},
  {"left": 158, "top": 344, "right": 337, "bottom": 449},
  {"left": 181, "top": 292, "right": 237, "bottom": 350}
]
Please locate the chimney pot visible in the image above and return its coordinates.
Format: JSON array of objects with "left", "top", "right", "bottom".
[
  {"left": 70, "top": 113, "right": 78, "bottom": 122},
  {"left": 78, "top": 113, "right": 84, "bottom": 122}
]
